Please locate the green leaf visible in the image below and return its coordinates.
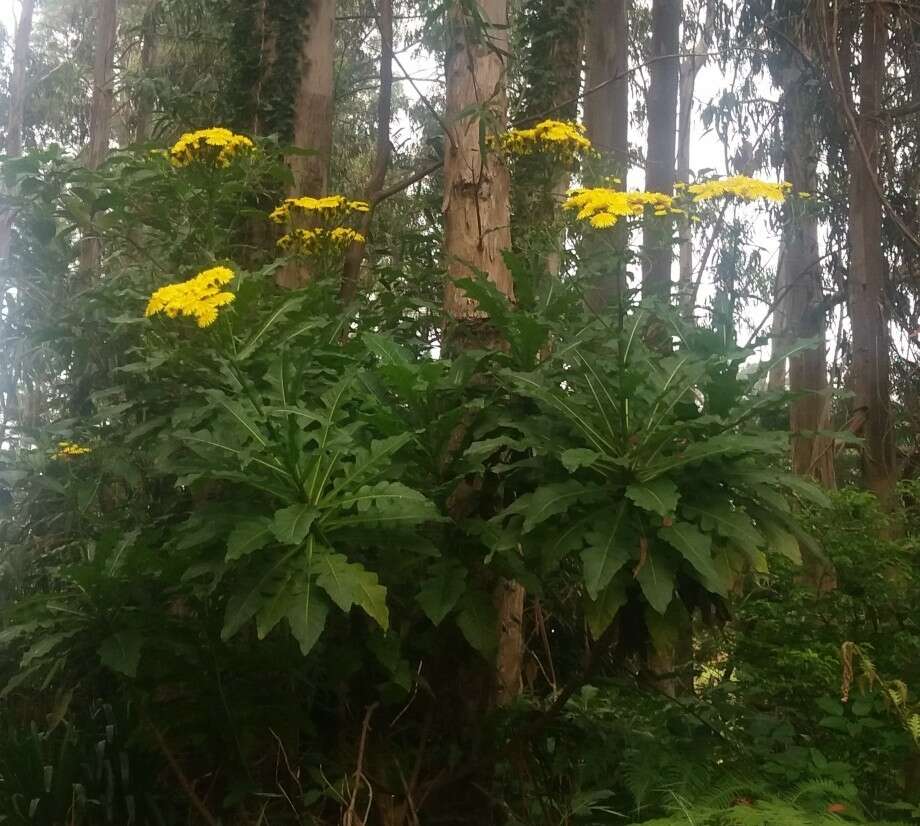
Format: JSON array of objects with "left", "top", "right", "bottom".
[
  {"left": 417, "top": 561, "right": 468, "bottom": 626},
  {"left": 226, "top": 517, "right": 273, "bottom": 561},
  {"left": 561, "top": 448, "right": 601, "bottom": 472},
  {"left": 645, "top": 600, "right": 688, "bottom": 657},
  {"left": 221, "top": 549, "right": 298, "bottom": 641},
  {"left": 581, "top": 503, "right": 632, "bottom": 600},
  {"left": 626, "top": 478, "right": 680, "bottom": 516},
  {"left": 761, "top": 520, "right": 802, "bottom": 564},
  {"left": 98, "top": 631, "right": 143, "bottom": 678},
  {"left": 315, "top": 553, "right": 389, "bottom": 629},
  {"left": 272, "top": 504, "right": 319, "bottom": 545},
  {"left": 362, "top": 332, "right": 411, "bottom": 365},
  {"left": 286, "top": 590, "right": 330, "bottom": 656},
  {"left": 237, "top": 295, "right": 304, "bottom": 361},
  {"left": 523, "top": 481, "right": 599, "bottom": 533},
  {"left": 325, "top": 482, "right": 440, "bottom": 529},
  {"left": 659, "top": 521, "right": 723, "bottom": 594},
  {"left": 683, "top": 502, "right": 764, "bottom": 550},
  {"left": 585, "top": 579, "right": 628, "bottom": 638},
  {"left": 456, "top": 591, "right": 498, "bottom": 656},
  {"left": 636, "top": 550, "right": 676, "bottom": 614},
  {"left": 255, "top": 571, "right": 297, "bottom": 639}
]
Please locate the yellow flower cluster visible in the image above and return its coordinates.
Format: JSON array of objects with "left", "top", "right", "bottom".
[
  {"left": 269, "top": 195, "right": 370, "bottom": 224},
  {"left": 563, "top": 188, "right": 680, "bottom": 228},
  {"left": 54, "top": 441, "right": 91, "bottom": 459},
  {"left": 684, "top": 175, "right": 792, "bottom": 203},
  {"left": 277, "top": 227, "right": 366, "bottom": 253},
  {"left": 170, "top": 128, "right": 254, "bottom": 167},
  {"left": 498, "top": 119, "right": 592, "bottom": 160},
  {"left": 145, "top": 266, "right": 236, "bottom": 328}
]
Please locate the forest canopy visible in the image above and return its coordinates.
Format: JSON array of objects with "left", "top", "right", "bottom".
[{"left": 0, "top": 0, "right": 917, "bottom": 824}]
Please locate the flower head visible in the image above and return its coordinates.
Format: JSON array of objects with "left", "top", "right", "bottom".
[
  {"left": 497, "top": 119, "right": 592, "bottom": 163},
  {"left": 145, "top": 266, "right": 236, "bottom": 328},
  {"left": 269, "top": 195, "right": 370, "bottom": 224},
  {"left": 685, "top": 175, "right": 792, "bottom": 203},
  {"left": 277, "top": 227, "right": 366, "bottom": 254},
  {"left": 170, "top": 128, "right": 254, "bottom": 168},
  {"left": 564, "top": 188, "right": 679, "bottom": 228},
  {"left": 54, "top": 441, "right": 91, "bottom": 460}
]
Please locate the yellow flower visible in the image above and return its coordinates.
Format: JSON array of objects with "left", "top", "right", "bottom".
[
  {"left": 54, "top": 441, "right": 91, "bottom": 460},
  {"left": 497, "top": 119, "right": 592, "bottom": 161},
  {"left": 685, "top": 175, "right": 791, "bottom": 203},
  {"left": 169, "top": 128, "right": 254, "bottom": 168},
  {"left": 564, "top": 187, "right": 679, "bottom": 228},
  {"left": 278, "top": 227, "right": 366, "bottom": 254},
  {"left": 146, "top": 266, "right": 236, "bottom": 328},
  {"left": 269, "top": 195, "right": 370, "bottom": 224}
]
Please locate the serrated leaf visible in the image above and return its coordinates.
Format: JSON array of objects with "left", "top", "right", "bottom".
[
  {"left": 272, "top": 504, "right": 319, "bottom": 545},
  {"left": 561, "top": 448, "right": 600, "bottom": 472},
  {"left": 417, "top": 562, "right": 467, "bottom": 626},
  {"left": 585, "top": 579, "right": 628, "bottom": 638},
  {"left": 523, "top": 481, "right": 599, "bottom": 533},
  {"left": 221, "top": 549, "right": 298, "bottom": 641},
  {"left": 315, "top": 553, "right": 389, "bottom": 629},
  {"left": 626, "top": 478, "right": 680, "bottom": 516},
  {"left": 659, "top": 521, "right": 723, "bottom": 594},
  {"left": 362, "top": 332, "right": 411, "bottom": 365},
  {"left": 98, "top": 631, "right": 143, "bottom": 678},
  {"left": 581, "top": 503, "right": 632, "bottom": 599},
  {"left": 326, "top": 481, "right": 440, "bottom": 530},
  {"left": 226, "top": 517, "right": 273, "bottom": 561},
  {"left": 636, "top": 551, "right": 676, "bottom": 614},
  {"left": 286, "top": 590, "right": 330, "bottom": 655},
  {"left": 255, "top": 571, "right": 297, "bottom": 639},
  {"left": 683, "top": 502, "right": 764, "bottom": 550}
]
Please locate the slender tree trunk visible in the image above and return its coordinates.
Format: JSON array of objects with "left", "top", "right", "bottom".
[
  {"left": 133, "top": 0, "right": 159, "bottom": 143},
  {"left": 0, "top": 0, "right": 35, "bottom": 262},
  {"left": 847, "top": 1, "right": 897, "bottom": 501},
  {"left": 584, "top": 0, "right": 629, "bottom": 177},
  {"left": 290, "top": 0, "right": 335, "bottom": 197},
  {"left": 642, "top": 0, "right": 680, "bottom": 302},
  {"left": 768, "top": 240, "right": 790, "bottom": 392},
  {"left": 676, "top": 0, "right": 715, "bottom": 319},
  {"left": 780, "top": 64, "right": 836, "bottom": 489},
  {"left": 583, "top": 0, "right": 629, "bottom": 308},
  {"left": 443, "top": 0, "right": 520, "bottom": 707},
  {"left": 341, "top": 0, "right": 394, "bottom": 303},
  {"left": 515, "top": 0, "right": 585, "bottom": 278},
  {"left": 277, "top": 0, "right": 336, "bottom": 289},
  {"left": 87, "top": 0, "right": 118, "bottom": 171},
  {"left": 80, "top": 0, "right": 118, "bottom": 279}
]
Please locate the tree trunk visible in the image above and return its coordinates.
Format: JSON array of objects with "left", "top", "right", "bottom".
[
  {"left": 133, "top": 0, "right": 159, "bottom": 143},
  {"left": 290, "top": 0, "right": 335, "bottom": 197},
  {"left": 80, "top": 0, "right": 118, "bottom": 279},
  {"left": 584, "top": 0, "right": 629, "bottom": 176},
  {"left": 443, "top": 0, "right": 514, "bottom": 318},
  {"left": 443, "top": 0, "right": 520, "bottom": 707},
  {"left": 515, "top": 0, "right": 585, "bottom": 279},
  {"left": 642, "top": 0, "right": 680, "bottom": 302},
  {"left": 676, "top": 0, "right": 715, "bottom": 319},
  {"left": 583, "top": 0, "right": 629, "bottom": 309},
  {"left": 0, "top": 0, "right": 35, "bottom": 262},
  {"left": 277, "top": 0, "right": 336, "bottom": 289},
  {"left": 780, "top": 64, "right": 836, "bottom": 489},
  {"left": 847, "top": 1, "right": 897, "bottom": 502},
  {"left": 87, "top": 0, "right": 118, "bottom": 171},
  {"left": 340, "top": 0, "right": 394, "bottom": 304}
]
